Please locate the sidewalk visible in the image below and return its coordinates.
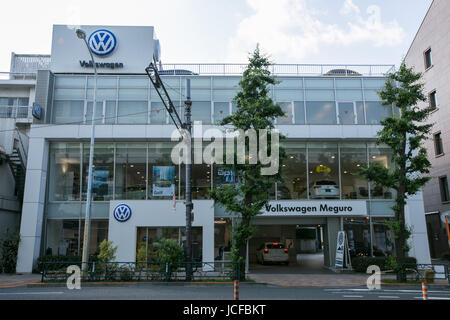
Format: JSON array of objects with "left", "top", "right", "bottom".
[
  {"left": 0, "top": 274, "right": 42, "bottom": 288},
  {"left": 246, "top": 272, "right": 450, "bottom": 287}
]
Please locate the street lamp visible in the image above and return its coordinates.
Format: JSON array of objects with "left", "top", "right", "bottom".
[{"left": 76, "top": 28, "right": 98, "bottom": 274}]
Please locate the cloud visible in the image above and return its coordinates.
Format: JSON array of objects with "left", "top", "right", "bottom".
[{"left": 227, "top": 0, "right": 406, "bottom": 62}]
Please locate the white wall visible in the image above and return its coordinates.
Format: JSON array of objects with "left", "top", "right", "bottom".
[{"left": 108, "top": 200, "right": 215, "bottom": 264}]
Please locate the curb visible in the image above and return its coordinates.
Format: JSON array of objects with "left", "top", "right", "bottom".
[{"left": 26, "top": 281, "right": 245, "bottom": 288}]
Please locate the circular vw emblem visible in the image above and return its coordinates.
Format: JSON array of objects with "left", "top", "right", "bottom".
[
  {"left": 113, "top": 204, "right": 132, "bottom": 222},
  {"left": 88, "top": 29, "right": 117, "bottom": 57}
]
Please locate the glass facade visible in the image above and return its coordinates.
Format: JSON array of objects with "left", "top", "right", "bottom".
[
  {"left": 48, "top": 141, "right": 395, "bottom": 203},
  {"left": 51, "top": 75, "right": 396, "bottom": 125}
]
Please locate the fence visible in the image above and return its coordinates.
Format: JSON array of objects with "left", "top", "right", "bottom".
[
  {"left": 41, "top": 261, "right": 240, "bottom": 282},
  {"left": 401, "top": 263, "right": 450, "bottom": 283}
]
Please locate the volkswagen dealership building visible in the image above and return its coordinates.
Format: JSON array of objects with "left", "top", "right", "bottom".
[{"left": 15, "top": 25, "right": 431, "bottom": 273}]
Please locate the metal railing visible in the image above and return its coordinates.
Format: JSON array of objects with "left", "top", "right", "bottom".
[
  {"left": 0, "top": 105, "right": 32, "bottom": 119},
  {"left": 41, "top": 261, "right": 240, "bottom": 282},
  {"left": 10, "top": 53, "right": 51, "bottom": 74},
  {"left": 0, "top": 72, "right": 38, "bottom": 80},
  {"left": 400, "top": 263, "right": 450, "bottom": 283},
  {"left": 159, "top": 63, "right": 395, "bottom": 77}
]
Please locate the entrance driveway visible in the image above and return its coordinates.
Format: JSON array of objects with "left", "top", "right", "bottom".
[{"left": 248, "top": 253, "right": 369, "bottom": 287}]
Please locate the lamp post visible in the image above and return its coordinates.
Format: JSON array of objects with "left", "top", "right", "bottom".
[{"left": 76, "top": 28, "right": 98, "bottom": 274}]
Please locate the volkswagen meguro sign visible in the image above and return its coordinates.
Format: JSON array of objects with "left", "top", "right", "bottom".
[
  {"left": 88, "top": 29, "right": 117, "bottom": 56},
  {"left": 113, "top": 204, "right": 132, "bottom": 222}
]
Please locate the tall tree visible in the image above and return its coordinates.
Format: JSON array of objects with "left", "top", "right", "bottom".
[
  {"left": 359, "top": 62, "right": 433, "bottom": 278},
  {"left": 210, "top": 46, "right": 285, "bottom": 280}
]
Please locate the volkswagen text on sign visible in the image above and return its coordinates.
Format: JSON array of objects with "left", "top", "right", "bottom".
[
  {"left": 88, "top": 29, "right": 117, "bottom": 56},
  {"left": 262, "top": 201, "right": 367, "bottom": 216},
  {"left": 113, "top": 204, "right": 132, "bottom": 222}
]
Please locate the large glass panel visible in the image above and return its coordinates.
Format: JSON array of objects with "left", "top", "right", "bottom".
[
  {"left": 305, "top": 101, "right": 337, "bottom": 124},
  {"left": 190, "top": 163, "right": 211, "bottom": 200},
  {"left": 191, "top": 101, "right": 211, "bottom": 124},
  {"left": 335, "top": 79, "right": 361, "bottom": 89},
  {"left": 87, "top": 88, "right": 116, "bottom": 100},
  {"left": 363, "top": 78, "right": 386, "bottom": 88},
  {"left": 305, "top": 90, "right": 334, "bottom": 101},
  {"left": 294, "top": 101, "right": 305, "bottom": 124},
  {"left": 150, "top": 102, "right": 167, "bottom": 124},
  {"left": 55, "top": 76, "right": 85, "bottom": 88},
  {"left": 277, "top": 102, "right": 293, "bottom": 124},
  {"left": 82, "top": 143, "right": 114, "bottom": 201},
  {"left": 275, "top": 78, "right": 303, "bottom": 88},
  {"left": 305, "top": 78, "right": 334, "bottom": 88},
  {"left": 213, "top": 90, "right": 237, "bottom": 101},
  {"left": 119, "top": 77, "right": 148, "bottom": 87},
  {"left": 213, "top": 102, "right": 230, "bottom": 124},
  {"left": 52, "top": 100, "right": 84, "bottom": 124},
  {"left": 340, "top": 144, "right": 368, "bottom": 199},
  {"left": 105, "top": 101, "right": 116, "bottom": 124},
  {"left": 274, "top": 89, "right": 303, "bottom": 101},
  {"left": 278, "top": 143, "right": 307, "bottom": 199},
  {"left": 115, "top": 143, "right": 147, "bottom": 200},
  {"left": 148, "top": 142, "right": 178, "bottom": 199},
  {"left": 190, "top": 89, "right": 211, "bottom": 101},
  {"left": 54, "top": 89, "right": 85, "bottom": 100},
  {"left": 88, "top": 77, "right": 117, "bottom": 88},
  {"left": 188, "top": 78, "right": 211, "bottom": 88},
  {"left": 365, "top": 102, "right": 392, "bottom": 125},
  {"left": 364, "top": 90, "right": 381, "bottom": 101},
  {"left": 136, "top": 227, "right": 203, "bottom": 263},
  {"left": 356, "top": 101, "right": 365, "bottom": 124},
  {"left": 49, "top": 143, "right": 81, "bottom": 201},
  {"left": 369, "top": 146, "right": 396, "bottom": 199},
  {"left": 86, "top": 102, "right": 103, "bottom": 124},
  {"left": 212, "top": 77, "right": 240, "bottom": 88},
  {"left": 119, "top": 88, "right": 148, "bottom": 100},
  {"left": 338, "top": 102, "right": 355, "bottom": 124},
  {"left": 336, "top": 90, "right": 363, "bottom": 101},
  {"left": 117, "top": 101, "right": 148, "bottom": 124},
  {"left": 308, "top": 143, "right": 339, "bottom": 199}
]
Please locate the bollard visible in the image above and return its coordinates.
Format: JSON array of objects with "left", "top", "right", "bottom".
[
  {"left": 422, "top": 282, "right": 428, "bottom": 300},
  {"left": 234, "top": 280, "right": 239, "bottom": 300}
]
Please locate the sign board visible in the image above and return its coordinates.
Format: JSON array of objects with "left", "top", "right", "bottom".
[
  {"left": 152, "top": 166, "right": 175, "bottom": 197},
  {"left": 335, "top": 231, "right": 345, "bottom": 268},
  {"left": 262, "top": 201, "right": 367, "bottom": 217},
  {"left": 50, "top": 25, "right": 155, "bottom": 74}
]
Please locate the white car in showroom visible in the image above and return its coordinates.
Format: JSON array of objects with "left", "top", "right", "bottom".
[
  {"left": 310, "top": 180, "right": 340, "bottom": 199},
  {"left": 256, "top": 242, "right": 289, "bottom": 265}
]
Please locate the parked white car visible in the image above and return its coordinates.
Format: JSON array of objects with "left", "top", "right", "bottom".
[
  {"left": 256, "top": 242, "right": 289, "bottom": 265},
  {"left": 310, "top": 180, "right": 339, "bottom": 199}
]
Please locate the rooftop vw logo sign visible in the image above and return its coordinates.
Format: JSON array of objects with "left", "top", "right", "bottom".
[
  {"left": 113, "top": 204, "right": 132, "bottom": 222},
  {"left": 88, "top": 29, "right": 117, "bottom": 57}
]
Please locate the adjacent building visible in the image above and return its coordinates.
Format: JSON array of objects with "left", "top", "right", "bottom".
[
  {"left": 404, "top": 0, "right": 450, "bottom": 259},
  {"left": 0, "top": 54, "right": 49, "bottom": 261},
  {"left": 11, "top": 24, "right": 431, "bottom": 273}
]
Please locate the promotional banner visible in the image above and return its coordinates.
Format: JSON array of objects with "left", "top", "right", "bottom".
[
  {"left": 91, "top": 166, "right": 109, "bottom": 197},
  {"left": 152, "top": 166, "right": 175, "bottom": 197},
  {"left": 335, "top": 231, "right": 345, "bottom": 268},
  {"left": 216, "top": 167, "right": 236, "bottom": 188}
]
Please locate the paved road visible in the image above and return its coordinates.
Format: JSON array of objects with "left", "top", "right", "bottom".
[{"left": 0, "top": 283, "right": 449, "bottom": 300}]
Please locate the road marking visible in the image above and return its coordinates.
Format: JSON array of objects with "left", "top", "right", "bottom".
[
  {"left": 0, "top": 292, "right": 64, "bottom": 295},
  {"left": 378, "top": 296, "right": 400, "bottom": 299},
  {"left": 342, "top": 295, "right": 363, "bottom": 298},
  {"left": 414, "top": 297, "right": 450, "bottom": 300}
]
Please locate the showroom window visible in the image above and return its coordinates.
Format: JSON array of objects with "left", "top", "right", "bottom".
[
  {"left": 277, "top": 143, "right": 307, "bottom": 199},
  {"left": 308, "top": 143, "right": 339, "bottom": 199},
  {"left": 82, "top": 143, "right": 114, "bottom": 201},
  {"left": 340, "top": 144, "right": 369, "bottom": 199},
  {"left": 115, "top": 143, "right": 147, "bottom": 200}
]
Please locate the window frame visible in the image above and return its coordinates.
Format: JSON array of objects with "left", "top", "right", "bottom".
[
  {"left": 439, "top": 175, "right": 450, "bottom": 203},
  {"left": 434, "top": 132, "right": 444, "bottom": 156},
  {"left": 424, "top": 47, "right": 433, "bottom": 70}
]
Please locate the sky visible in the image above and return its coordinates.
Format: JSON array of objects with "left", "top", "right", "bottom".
[{"left": 0, "top": 0, "right": 433, "bottom": 71}]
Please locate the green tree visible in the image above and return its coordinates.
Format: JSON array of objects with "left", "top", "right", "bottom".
[
  {"left": 0, "top": 232, "right": 20, "bottom": 274},
  {"left": 211, "top": 46, "right": 285, "bottom": 280},
  {"left": 154, "top": 238, "right": 184, "bottom": 270},
  {"left": 97, "top": 239, "right": 117, "bottom": 262},
  {"left": 358, "top": 62, "right": 433, "bottom": 279}
]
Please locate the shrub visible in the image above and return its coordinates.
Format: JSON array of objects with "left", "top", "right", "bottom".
[
  {"left": 351, "top": 256, "right": 417, "bottom": 273},
  {"left": 154, "top": 238, "right": 184, "bottom": 269},
  {"left": 441, "top": 251, "right": 450, "bottom": 261},
  {"left": 0, "top": 232, "right": 21, "bottom": 274},
  {"left": 97, "top": 239, "right": 117, "bottom": 262}
]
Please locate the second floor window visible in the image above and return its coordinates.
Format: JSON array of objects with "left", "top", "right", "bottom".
[
  {"left": 424, "top": 48, "right": 432, "bottom": 69},
  {"left": 434, "top": 132, "right": 444, "bottom": 156},
  {"left": 429, "top": 90, "right": 437, "bottom": 110},
  {"left": 439, "top": 176, "right": 450, "bottom": 202}
]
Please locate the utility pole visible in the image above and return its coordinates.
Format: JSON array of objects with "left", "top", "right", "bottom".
[
  {"left": 184, "top": 79, "right": 193, "bottom": 281},
  {"left": 145, "top": 63, "right": 193, "bottom": 280}
]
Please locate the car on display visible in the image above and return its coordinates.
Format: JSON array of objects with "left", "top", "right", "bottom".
[
  {"left": 256, "top": 242, "right": 289, "bottom": 265},
  {"left": 310, "top": 180, "right": 340, "bottom": 199}
]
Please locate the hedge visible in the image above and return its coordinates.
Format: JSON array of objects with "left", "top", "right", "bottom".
[
  {"left": 36, "top": 255, "right": 98, "bottom": 273},
  {"left": 351, "top": 256, "right": 417, "bottom": 273}
]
